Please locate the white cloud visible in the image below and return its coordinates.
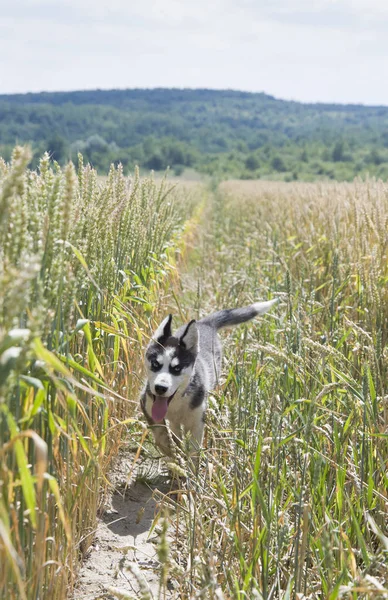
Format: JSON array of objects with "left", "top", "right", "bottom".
[{"left": 0, "top": 0, "right": 387, "bottom": 104}]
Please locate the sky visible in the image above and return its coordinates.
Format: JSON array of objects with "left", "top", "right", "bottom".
[{"left": 1, "top": 0, "right": 388, "bottom": 105}]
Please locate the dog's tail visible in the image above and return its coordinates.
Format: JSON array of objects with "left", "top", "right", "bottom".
[{"left": 199, "top": 299, "right": 279, "bottom": 330}]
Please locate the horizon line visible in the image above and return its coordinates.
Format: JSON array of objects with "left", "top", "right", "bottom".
[{"left": 1, "top": 85, "right": 387, "bottom": 110}]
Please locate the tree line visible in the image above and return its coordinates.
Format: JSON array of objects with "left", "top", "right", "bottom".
[{"left": 1, "top": 88, "right": 388, "bottom": 180}]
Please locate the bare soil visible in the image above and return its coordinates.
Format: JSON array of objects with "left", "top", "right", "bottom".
[{"left": 74, "top": 453, "right": 173, "bottom": 600}]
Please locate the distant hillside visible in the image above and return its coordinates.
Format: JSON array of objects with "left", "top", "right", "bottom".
[{"left": 1, "top": 88, "right": 388, "bottom": 180}]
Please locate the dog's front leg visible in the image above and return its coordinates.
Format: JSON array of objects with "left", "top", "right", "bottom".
[
  {"left": 151, "top": 423, "right": 174, "bottom": 457},
  {"left": 183, "top": 418, "right": 205, "bottom": 471}
]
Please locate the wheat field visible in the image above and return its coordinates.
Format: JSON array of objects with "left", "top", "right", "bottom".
[
  {"left": 161, "top": 179, "right": 387, "bottom": 598},
  {"left": 0, "top": 150, "right": 387, "bottom": 599}
]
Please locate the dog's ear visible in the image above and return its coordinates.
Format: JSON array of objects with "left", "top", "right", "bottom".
[
  {"left": 152, "top": 314, "right": 172, "bottom": 344},
  {"left": 179, "top": 320, "right": 198, "bottom": 351}
]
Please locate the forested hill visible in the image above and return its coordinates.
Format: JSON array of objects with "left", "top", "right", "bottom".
[{"left": 1, "top": 88, "right": 388, "bottom": 181}]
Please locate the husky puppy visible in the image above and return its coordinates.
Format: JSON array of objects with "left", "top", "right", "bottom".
[{"left": 140, "top": 299, "right": 278, "bottom": 456}]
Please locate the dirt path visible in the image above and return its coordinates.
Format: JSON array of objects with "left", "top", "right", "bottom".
[
  {"left": 74, "top": 214, "right": 210, "bottom": 600},
  {"left": 75, "top": 453, "right": 173, "bottom": 600}
]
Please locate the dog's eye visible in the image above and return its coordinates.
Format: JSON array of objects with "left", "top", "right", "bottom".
[
  {"left": 150, "top": 359, "right": 161, "bottom": 371},
  {"left": 170, "top": 364, "right": 182, "bottom": 374}
]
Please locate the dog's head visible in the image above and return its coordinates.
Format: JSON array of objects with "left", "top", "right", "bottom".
[{"left": 145, "top": 315, "right": 199, "bottom": 423}]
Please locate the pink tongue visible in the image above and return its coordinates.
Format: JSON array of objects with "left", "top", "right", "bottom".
[{"left": 152, "top": 396, "right": 169, "bottom": 422}]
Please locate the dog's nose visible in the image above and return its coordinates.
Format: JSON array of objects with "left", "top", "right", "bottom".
[{"left": 155, "top": 384, "right": 168, "bottom": 395}]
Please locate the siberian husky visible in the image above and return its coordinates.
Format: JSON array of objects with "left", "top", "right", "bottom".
[{"left": 140, "top": 299, "right": 278, "bottom": 457}]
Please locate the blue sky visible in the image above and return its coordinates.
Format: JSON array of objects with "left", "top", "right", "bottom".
[{"left": 1, "top": 0, "right": 388, "bottom": 104}]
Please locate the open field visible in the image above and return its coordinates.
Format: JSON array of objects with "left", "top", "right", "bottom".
[
  {"left": 1, "top": 151, "right": 387, "bottom": 599},
  {"left": 0, "top": 147, "right": 200, "bottom": 598},
  {"left": 160, "top": 179, "right": 388, "bottom": 598}
]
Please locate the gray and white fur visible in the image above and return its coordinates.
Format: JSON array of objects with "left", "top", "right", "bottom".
[{"left": 140, "top": 299, "right": 278, "bottom": 456}]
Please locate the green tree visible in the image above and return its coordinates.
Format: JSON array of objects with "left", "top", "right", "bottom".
[
  {"left": 332, "top": 141, "right": 345, "bottom": 162},
  {"left": 47, "top": 133, "right": 67, "bottom": 163},
  {"left": 365, "top": 149, "right": 384, "bottom": 165},
  {"left": 146, "top": 153, "right": 166, "bottom": 170},
  {"left": 300, "top": 148, "right": 308, "bottom": 162},
  {"left": 245, "top": 155, "right": 260, "bottom": 170},
  {"left": 271, "top": 156, "right": 286, "bottom": 172}
]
